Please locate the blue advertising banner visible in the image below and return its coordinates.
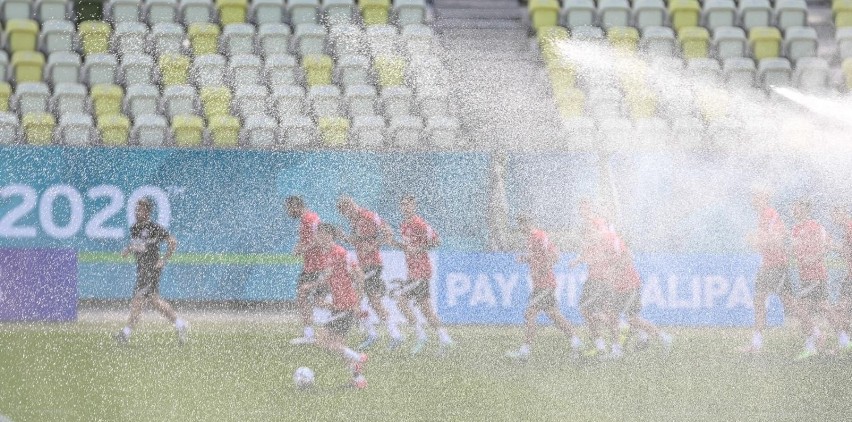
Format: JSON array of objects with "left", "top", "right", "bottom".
[{"left": 0, "top": 248, "right": 77, "bottom": 321}]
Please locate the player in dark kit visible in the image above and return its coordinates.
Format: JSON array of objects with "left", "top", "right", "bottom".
[
  {"left": 286, "top": 195, "right": 324, "bottom": 345},
  {"left": 115, "top": 198, "right": 188, "bottom": 345}
]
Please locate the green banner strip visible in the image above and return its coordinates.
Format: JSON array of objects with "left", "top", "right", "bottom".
[{"left": 78, "top": 252, "right": 302, "bottom": 265}]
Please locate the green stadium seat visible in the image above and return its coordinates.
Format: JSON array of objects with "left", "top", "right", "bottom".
[
  {"left": 78, "top": 21, "right": 111, "bottom": 55},
  {"left": 22, "top": 112, "right": 56, "bottom": 145},
  {"left": 318, "top": 116, "right": 350, "bottom": 147},
  {"left": 91, "top": 84, "right": 124, "bottom": 118},
  {"left": 97, "top": 113, "right": 131, "bottom": 146},
  {"left": 749, "top": 26, "right": 781, "bottom": 60},
  {"left": 159, "top": 53, "right": 191, "bottom": 85},
  {"left": 172, "top": 114, "right": 205, "bottom": 147},
  {"left": 669, "top": 0, "right": 700, "bottom": 31},
  {"left": 208, "top": 114, "right": 240, "bottom": 147},
  {"left": 302, "top": 54, "right": 333, "bottom": 86},
  {"left": 678, "top": 26, "right": 710, "bottom": 59},
  {"left": 607, "top": 26, "right": 639, "bottom": 53},
  {"left": 188, "top": 23, "right": 221, "bottom": 56},
  {"left": 11, "top": 51, "right": 46, "bottom": 83},
  {"left": 554, "top": 88, "right": 585, "bottom": 119},
  {"left": 835, "top": 0, "right": 852, "bottom": 28},
  {"left": 217, "top": 0, "right": 248, "bottom": 25},
  {"left": 374, "top": 55, "right": 406, "bottom": 87},
  {"left": 843, "top": 58, "right": 852, "bottom": 89},
  {"left": 360, "top": 0, "right": 391, "bottom": 26},
  {"left": 0, "top": 82, "right": 9, "bottom": 112},
  {"left": 5, "top": 19, "right": 39, "bottom": 53},
  {"left": 200, "top": 86, "right": 232, "bottom": 118},
  {"left": 529, "top": 0, "right": 560, "bottom": 31},
  {"left": 536, "top": 26, "right": 569, "bottom": 65}
]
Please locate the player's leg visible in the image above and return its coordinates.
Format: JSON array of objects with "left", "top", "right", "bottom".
[
  {"left": 795, "top": 286, "right": 820, "bottom": 360},
  {"left": 543, "top": 305, "right": 584, "bottom": 357},
  {"left": 415, "top": 295, "right": 453, "bottom": 348},
  {"left": 578, "top": 279, "right": 601, "bottom": 350},
  {"left": 316, "top": 313, "right": 368, "bottom": 388},
  {"left": 150, "top": 293, "right": 190, "bottom": 345},
  {"left": 359, "top": 267, "right": 401, "bottom": 349},
  {"left": 398, "top": 280, "right": 429, "bottom": 352},
  {"left": 747, "top": 269, "right": 771, "bottom": 353},
  {"left": 506, "top": 295, "right": 542, "bottom": 360},
  {"left": 292, "top": 272, "right": 318, "bottom": 345},
  {"left": 116, "top": 290, "right": 149, "bottom": 343}
]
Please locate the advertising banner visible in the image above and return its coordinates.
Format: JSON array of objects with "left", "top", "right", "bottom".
[{"left": 0, "top": 248, "right": 77, "bottom": 321}]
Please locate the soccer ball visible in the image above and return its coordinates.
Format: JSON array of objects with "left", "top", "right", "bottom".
[{"left": 293, "top": 367, "right": 315, "bottom": 389}]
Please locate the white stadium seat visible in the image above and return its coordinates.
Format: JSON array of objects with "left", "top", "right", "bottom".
[
  {"left": 388, "top": 115, "right": 423, "bottom": 148},
  {"left": 228, "top": 54, "right": 263, "bottom": 87},
  {"left": 46, "top": 52, "right": 81, "bottom": 85},
  {"left": 426, "top": 116, "right": 460, "bottom": 149},
  {"left": 336, "top": 54, "right": 371, "bottom": 87},
  {"left": 687, "top": 57, "right": 722, "bottom": 83},
  {"left": 329, "top": 24, "right": 366, "bottom": 57},
  {"left": 113, "top": 22, "right": 149, "bottom": 56},
  {"left": 258, "top": 23, "right": 292, "bottom": 57},
  {"left": 280, "top": 115, "right": 318, "bottom": 147},
  {"left": 633, "top": 0, "right": 667, "bottom": 30},
  {"left": 3, "top": 0, "right": 32, "bottom": 21},
  {"left": 0, "top": 112, "right": 20, "bottom": 143},
  {"left": 793, "top": 57, "right": 829, "bottom": 92},
  {"left": 221, "top": 24, "right": 256, "bottom": 56},
  {"left": 640, "top": 26, "right": 676, "bottom": 57},
  {"left": 562, "top": 0, "right": 596, "bottom": 29},
  {"left": 132, "top": 114, "right": 169, "bottom": 147},
  {"left": 598, "top": 0, "right": 631, "bottom": 28},
  {"left": 121, "top": 54, "right": 156, "bottom": 86},
  {"left": 702, "top": 0, "right": 736, "bottom": 31},
  {"left": 36, "top": 0, "right": 69, "bottom": 23},
  {"left": 39, "top": 20, "right": 76, "bottom": 55},
  {"left": 105, "top": 0, "right": 141, "bottom": 23},
  {"left": 251, "top": 0, "right": 285, "bottom": 25},
  {"left": 713, "top": 26, "right": 747, "bottom": 59},
  {"left": 191, "top": 54, "right": 227, "bottom": 87},
  {"left": 345, "top": 85, "right": 378, "bottom": 117},
  {"left": 242, "top": 115, "right": 278, "bottom": 148},
  {"left": 14, "top": 83, "right": 51, "bottom": 115},
  {"left": 366, "top": 25, "right": 400, "bottom": 56},
  {"left": 757, "top": 57, "right": 792, "bottom": 90},
  {"left": 150, "top": 23, "right": 186, "bottom": 56},
  {"left": 288, "top": 0, "right": 320, "bottom": 26},
  {"left": 295, "top": 23, "right": 327, "bottom": 57},
  {"left": 271, "top": 84, "right": 306, "bottom": 118},
  {"left": 324, "top": 0, "right": 356, "bottom": 25},
  {"left": 738, "top": 0, "right": 772, "bottom": 31},
  {"left": 774, "top": 0, "right": 808, "bottom": 32},
  {"left": 380, "top": 86, "right": 414, "bottom": 118},
  {"left": 161, "top": 85, "right": 199, "bottom": 118},
  {"left": 723, "top": 57, "right": 756, "bottom": 87},
  {"left": 783, "top": 26, "right": 818, "bottom": 64},
  {"left": 50, "top": 83, "right": 88, "bottom": 117},
  {"left": 58, "top": 113, "right": 95, "bottom": 146},
  {"left": 180, "top": 0, "right": 216, "bottom": 26},
  {"left": 83, "top": 54, "right": 118, "bottom": 86},
  {"left": 351, "top": 115, "right": 386, "bottom": 148},
  {"left": 125, "top": 84, "right": 161, "bottom": 119},
  {"left": 265, "top": 54, "right": 300, "bottom": 86},
  {"left": 144, "top": 0, "right": 178, "bottom": 25},
  {"left": 837, "top": 28, "right": 852, "bottom": 60},
  {"left": 308, "top": 85, "right": 342, "bottom": 117},
  {"left": 395, "top": 0, "right": 427, "bottom": 26},
  {"left": 234, "top": 84, "right": 269, "bottom": 118}
]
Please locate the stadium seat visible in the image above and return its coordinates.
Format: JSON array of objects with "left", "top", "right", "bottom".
[
  {"left": 749, "top": 27, "right": 781, "bottom": 61},
  {"left": 783, "top": 26, "right": 817, "bottom": 63},
  {"left": 265, "top": 54, "right": 299, "bottom": 86},
  {"left": 217, "top": 0, "right": 248, "bottom": 25},
  {"left": 97, "top": 113, "right": 131, "bottom": 146},
  {"left": 228, "top": 54, "right": 262, "bottom": 86},
  {"left": 289, "top": 0, "right": 320, "bottom": 25},
  {"left": 560, "top": 116, "right": 597, "bottom": 149},
  {"left": 36, "top": 0, "right": 69, "bottom": 23},
  {"left": 640, "top": 26, "right": 676, "bottom": 57},
  {"left": 83, "top": 53, "right": 118, "bottom": 86},
  {"left": 105, "top": 0, "right": 141, "bottom": 23},
  {"left": 295, "top": 23, "right": 327, "bottom": 56},
  {"left": 351, "top": 115, "right": 385, "bottom": 147},
  {"left": 417, "top": 88, "right": 448, "bottom": 118},
  {"left": 835, "top": 0, "right": 852, "bottom": 28},
  {"left": 597, "top": 117, "right": 632, "bottom": 151},
  {"left": 713, "top": 26, "right": 747, "bottom": 59},
  {"left": 318, "top": 116, "right": 349, "bottom": 146},
  {"left": 336, "top": 54, "right": 371, "bottom": 87},
  {"left": 78, "top": 21, "right": 111, "bottom": 55},
  {"left": 0, "top": 51, "right": 10, "bottom": 81},
  {"left": 58, "top": 113, "right": 95, "bottom": 146},
  {"left": 13, "top": 83, "right": 50, "bottom": 115},
  {"left": 537, "top": 26, "right": 569, "bottom": 64},
  {"left": 251, "top": 0, "right": 285, "bottom": 25},
  {"left": 633, "top": 0, "right": 667, "bottom": 30},
  {"left": 394, "top": 0, "right": 427, "bottom": 26},
  {"left": 279, "top": 115, "right": 316, "bottom": 147},
  {"left": 207, "top": 114, "right": 240, "bottom": 147},
  {"left": 242, "top": 114, "right": 278, "bottom": 147},
  {"left": 324, "top": 0, "right": 356, "bottom": 25},
  {"left": 112, "top": 22, "right": 148, "bottom": 56},
  {"left": 360, "top": 0, "right": 391, "bottom": 26},
  {"left": 366, "top": 25, "right": 400, "bottom": 56},
  {"left": 669, "top": 0, "right": 700, "bottom": 31},
  {"left": 380, "top": 86, "right": 413, "bottom": 118},
  {"left": 0, "top": 111, "right": 19, "bottom": 142},
  {"left": 199, "top": 85, "right": 231, "bottom": 118},
  {"left": 425, "top": 116, "right": 459, "bottom": 149},
  {"left": 21, "top": 112, "right": 56, "bottom": 145},
  {"left": 529, "top": 0, "right": 560, "bottom": 31},
  {"left": 257, "top": 23, "right": 291, "bottom": 57},
  {"left": 388, "top": 115, "right": 422, "bottom": 148},
  {"left": 571, "top": 25, "right": 605, "bottom": 41},
  {"left": 562, "top": 0, "right": 596, "bottom": 29},
  {"left": 633, "top": 117, "right": 669, "bottom": 148},
  {"left": 233, "top": 84, "right": 268, "bottom": 118},
  {"left": 407, "top": 54, "right": 447, "bottom": 89},
  {"left": 842, "top": 58, "right": 852, "bottom": 89},
  {"left": 793, "top": 57, "right": 829, "bottom": 92},
  {"left": 722, "top": 57, "right": 756, "bottom": 87},
  {"left": 162, "top": 85, "right": 199, "bottom": 118},
  {"left": 144, "top": 0, "right": 178, "bottom": 25},
  {"left": 90, "top": 84, "right": 124, "bottom": 117},
  {"left": 344, "top": 84, "right": 377, "bottom": 117},
  {"left": 5, "top": 19, "right": 39, "bottom": 53},
  {"left": 0, "top": 83, "right": 10, "bottom": 112},
  {"left": 220, "top": 24, "right": 255, "bottom": 56},
  {"left": 547, "top": 62, "right": 576, "bottom": 92},
  {"left": 599, "top": 0, "right": 631, "bottom": 29},
  {"left": 188, "top": 23, "right": 221, "bottom": 56},
  {"left": 374, "top": 55, "right": 405, "bottom": 87},
  {"left": 739, "top": 0, "right": 772, "bottom": 31},
  {"left": 180, "top": 0, "right": 216, "bottom": 26},
  {"left": 774, "top": 0, "right": 807, "bottom": 32},
  {"left": 302, "top": 54, "right": 333, "bottom": 86},
  {"left": 271, "top": 84, "right": 306, "bottom": 118},
  {"left": 670, "top": 116, "right": 704, "bottom": 148},
  {"left": 607, "top": 26, "right": 639, "bottom": 53},
  {"left": 159, "top": 53, "right": 191, "bottom": 85},
  {"left": 11, "top": 52, "right": 46, "bottom": 83},
  {"left": 329, "top": 24, "right": 366, "bottom": 58},
  {"left": 38, "top": 20, "right": 75, "bottom": 55},
  {"left": 625, "top": 88, "right": 656, "bottom": 118},
  {"left": 702, "top": 0, "right": 736, "bottom": 31},
  {"left": 150, "top": 23, "right": 185, "bottom": 56},
  {"left": 308, "top": 84, "right": 342, "bottom": 117},
  {"left": 554, "top": 88, "right": 586, "bottom": 118},
  {"left": 45, "top": 52, "right": 81, "bottom": 85},
  {"left": 125, "top": 84, "right": 161, "bottom": 119},
  {"left": 172, "top": 114, "right": 205, "bottom": 147},
  {"left": 687, "top": 57, "right": 721, "bottom": 82},
  {"left": 2, "top": 0, "right": 31, "bottom": 21},
  {"left": 839, "top": 28, "right": 852, "bottom": 60},
  {"left": 757, "top": 57, "right": 791, "bottom": 89},
  {"left": 586, "top": 86, "right": 623, "bottom": 117},
  {"left": 120, "top": 53, "right": 155, "bottom": 85},
  {"left": 678, "top": 26, "right": 710, "bottom": 59},
  {"left": 132, "top": 113, "right": 169, "bottom": 146},
  {"left": 191, "top": 54, "right": 226, "bottom": 86}
]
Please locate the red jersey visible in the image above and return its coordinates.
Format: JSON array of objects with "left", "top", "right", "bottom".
[
  {"left": 582, "top": 218, "right": 620, "bottom": 281},
  {"left": 352, "top": 207, "right": 384, "bottom": 268},
  {"left": 401, "top": 215, "right": 438, "bottom": 281},
  {"left": 527, "top": 229, "right": 558, "bottom": 289},
  {"left": 323, "top": 244, "right": 359, "bottom": 311},
  {"left": 611, "top": 238, "right": 640, "bottom": 293},
  {"left": 843, "top": 219, "right": 852, "bottom": 277},
  {"left": 791, "top": 219, "right": 829, "bottom": 282},
  {"left": 757, "top": 207, "right": 788, "bottom": 268},
  {"left": 299, "top": 211, "right": 323, "bottom": 273}
]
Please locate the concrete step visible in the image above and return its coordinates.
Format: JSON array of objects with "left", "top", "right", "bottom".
[
  {"left": 440, "top": 27, "right": 530, "bottom": 40},
  {"left": 434, "top": 17, "right": 528, "bottom": 30},
  {"left": 433, "top": 0, "right": 521, "bottom": 9},
  {"left": 435, "top": 7, "right": 523, "bottom": 20}
]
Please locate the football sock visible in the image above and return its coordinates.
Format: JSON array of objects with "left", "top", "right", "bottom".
[
  {"left": 571, "top": 336, "right": 583, "bottom": 350},
  {"left": 437, "top": 328, "right": 452, "bottom": 344},
  {"left": 519, "top": 344, "right": 530, "bottom": 354},
  {"left": 387, "top": 321, "right": 403, "bottom": 340},
  {"left": 304, "top": 326, "right": 315, "bottom": 339},
  {"left": 595, "top": 337, "right": 607, "bottom": 352},
  {"left": 415, "top": 324, "right": 427, "bottom": 342},
  {"left": 366, "top": 323, "right": 378, "bottom": 338},
  {"left": 174, "top": 319, "right": 187, "bottom": 330},
  {"left": 752, "top": 331, "right": 763, "bottom": 349},
  {"left": 343, "top": 348, "right": 361, "bottom": 362},
  {"left": 838, "top": 331, "right": 850, "bottom": 348},
  {"left": 637, "top": 330, "right": 650, "bottom": 343},
  {"left": 122, "top": 326, "right": 132, "bottom": 338}
]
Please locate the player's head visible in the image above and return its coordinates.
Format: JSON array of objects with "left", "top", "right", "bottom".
[
  {"left": 751, "top": 189, "right": 771, "bottom": 210},
  {"left": 285, "top": 195, "right": 305, "bottom": 219},
  {"left": 400, "top": 194, "right": 417, "bottom": 218},
  {"left": 135, "top": 198, "right": 154, "bottom": 222},
  {"left": 337, "top": 196, "right": 358, "bottom": 219},
  {"left": 792, "top": 199, "right": 811, "bottom": 221},
  {"left": 516, "top": 214, "right": 533, "bottom": 233},
  {"left": 316, "top": 223, "right": 338, "bottom": 248}
]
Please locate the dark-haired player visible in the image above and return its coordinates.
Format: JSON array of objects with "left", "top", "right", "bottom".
[
  {"left": 286, "top": 196, "right": 324, "bottom": 345},
  {"left": 115, "top": 198, "right": 188, "bottom": 345}
]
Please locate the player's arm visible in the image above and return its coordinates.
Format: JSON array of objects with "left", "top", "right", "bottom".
[
  {"left": 349, "top": 264, "right": 366, "bottom": 308},
  {"left": 156, "top": 235, "right": 177, "bottom": 269}
]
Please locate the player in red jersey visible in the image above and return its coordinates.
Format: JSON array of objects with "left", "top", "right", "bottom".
[
  {"left": 301, "top": 223, "right": 368, "bottom": 389},
  {"left": 831, "top": 205, "right": 852, "bottom": 351},
  {"left": 286, "top": 196, "right": 325, "bottom": 345},
  {"left": 394, "top": 195, "right": 454, "bottom": 355},
  {"left": 336, "top": 196, "right": 403, "bottom": 350},
  {"left": 505, "top": 216, "right": 583, "bottom": 361}
]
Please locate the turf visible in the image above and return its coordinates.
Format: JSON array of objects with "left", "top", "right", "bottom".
[{"left": 1, "top": 322, "right": 851, "bottom": 421}]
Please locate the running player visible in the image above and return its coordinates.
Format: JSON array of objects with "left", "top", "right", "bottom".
[
  {"left": 505, "top": 216, "right": 583, "bottom": 361},
  {"left": 286, "top": 196, "right": 324, "bottom": 345},
  {"left": 302, "top": 223, "right": 369, "bottom": 389},
  {"left": 336, "top": 196, "right": 403, "bottom": 350},
  {"left": 742, "top": 191, "right": 801, "bottom": 354},
  {"left": 394, "top": 195, "right": 454, "bottom": 355},
  {"left": 115, "top": 198, "right": 188, "bottom": 345},
  {"left": 831, "top": 205, "right": 852, "bottom": 351}
]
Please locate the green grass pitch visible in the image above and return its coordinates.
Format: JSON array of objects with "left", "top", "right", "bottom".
[{"left": 1, "top": 321, "right": 851, "bottom": 421}]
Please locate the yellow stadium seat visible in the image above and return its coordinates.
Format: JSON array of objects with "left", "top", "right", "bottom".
[
  {"left": 547, "top": 63, "right": 576, "bottom": 92},
  {"left": 97, "top": 114, "right": 131, "bottom": 146},
  {"left": 360, "top": 0, "right": 391, "bottom": 26},
  {"left": 302, "top": 54, "right": 333, "bottom": 86},
  {"left": 79, "top": 21, "right": 111, "bottom": 55},
  {"left": 529, "top": 0, "right": 560, "bottom": 31},
  {"left": 749, "top": 27, "right": 782, "bottom": 60},
  {"left": 843, "top": 58, "right": 852, "bottom": 89},
  {"left": 695, "top": 87, "right": 729, "bottom": 121},
  {"left": 835, "top": 0, "right": 852, "bottom": 28},
  {"left": 22, "top": 113, "right": 56, "bottom": 145},
  {"left": 625, "top": 89, "right": 657, "bottom": 119},
  {"left": 217, "top": 0, "right": 248, "bottom": 25},
  {"left": 188, "top": 23, "right": 221, "bottom": 56},
  {"left": 669, "top": 0, "right": 701, "bottom": 31},
  {"left": 5, "top": 19, "right": 39, "bottom": 53},
  {"left": 172, "top": 115, "right": 205, "bottom": 147},
  {"left": 554, "top": 88, "right": 585, "bottom": 119},
  {"left": 374, "top": 55, "right": 406, "bottom": 87},
  {"left": 159, "top": 54, "right": 191, "bottom": 86},
  {"left": 537, "top": 26, "right": 570, "bottom": 65},
  {"left": 91, "top": 84, "right": 124, "bottom": 118},
  {"left": 678, "top": 27, "right": 710, "bottom": 59},
  {"left": 0, "top": 83, "right": 10, "bottom": 112},
  {"left": 11, "top": 51, "right": 45, "bottom": 83},
  {"left": 208, "top": 115, "right": 240, "bottom": 148},
  {"left": 200, "top": 86, "right": 232, "bottom": 118},
  {"left": 318, "top": 116, "right": 350, "bottom": 147},
  {"left": 608, "top": 26, "right": 640, "bottom": 53}
]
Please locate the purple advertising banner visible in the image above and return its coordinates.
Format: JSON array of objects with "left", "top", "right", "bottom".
[{"left": 0, "top": 248, "right": 77, "bottom": 322}]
